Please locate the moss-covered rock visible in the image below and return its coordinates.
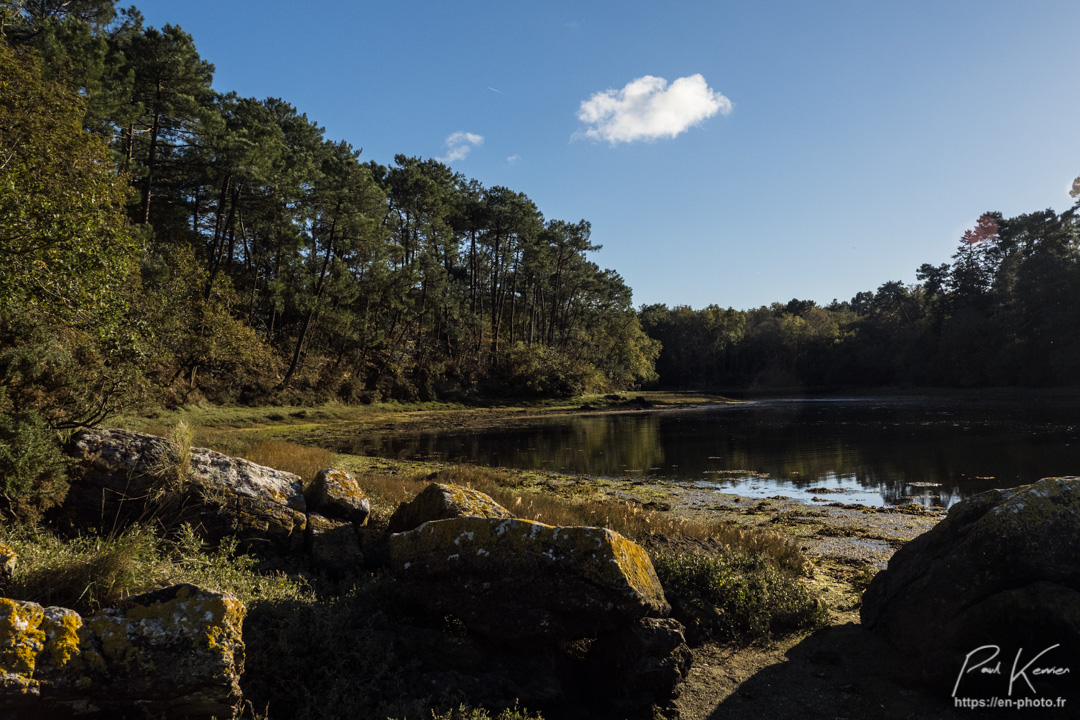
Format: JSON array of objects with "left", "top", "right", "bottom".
[
  {"left": 388, "top": 516, "right": 670, "bottom": 640},
  {"left": 0, "top": 584, "right": 245, "bottom": 718},
  {"left": 862, "top": 477, "right": 1080, "bottom": 699},
  {"left": 387, "top": 482, "right": 513, "bottom": 534},
  {"left": 306, "top": 467, "right": 371, "bottom": 525}
]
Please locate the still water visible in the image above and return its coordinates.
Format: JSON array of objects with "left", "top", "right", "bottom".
[{"left": 347, "top": 396, "right": 1080, "bottom": 507}]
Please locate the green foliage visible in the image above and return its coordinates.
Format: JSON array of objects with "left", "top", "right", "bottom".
[
  {"left": 0, "top": 39, "right": 145, "bottom": 428},
  {"left": 0, "top": 39, "right": 136, "bottom": 315},
  {"left": 494, "top": 342, "right": 603, "bottom": 397},
  {"left": 0, "top": 391, "right": 68, "bottom": 523},
  {"left": 650, "top": 545, "right": 827, "bottom": 642}
]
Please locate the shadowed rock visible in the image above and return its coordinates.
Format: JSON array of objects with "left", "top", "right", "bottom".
[
  {"left": 388, "top": 516, "right": 670, "bottom": 640},
  {"left": 861, "top": 476, "right": 1080, "bottom": 697},
  {"left": 306, "top": 512, "right": 364, "bottom": 577}
]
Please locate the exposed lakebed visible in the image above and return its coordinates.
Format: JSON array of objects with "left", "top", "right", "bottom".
[{"left": 345, "top": 395, "right": 1080, "bottom": 507}]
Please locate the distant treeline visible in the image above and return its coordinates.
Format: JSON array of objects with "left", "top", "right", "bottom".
[{"left": 641, "top": 208, "right": 1080, "bottom": 389}]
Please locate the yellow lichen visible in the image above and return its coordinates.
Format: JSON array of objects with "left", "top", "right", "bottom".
[
  {"left": 0, "top": 543, "right": 17, "bottom": 576},
  {"left": 41, "top": 608, "right": 83, "bottom": 673},
  {"left": 0, "top": 598, "right": 45, "bottom": 679}
]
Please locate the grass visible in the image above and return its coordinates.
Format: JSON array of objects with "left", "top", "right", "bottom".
[
  {"left": 345, "top": 461, "right": 810, "bottom": 575},
  {"left": 238, "top": 440, "right": 336, "bottom": 488},
  {"left": 0, "top": 523, "right": 312, "bottom": 615}
]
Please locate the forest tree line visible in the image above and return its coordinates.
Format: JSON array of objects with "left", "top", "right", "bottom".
[{"left": 641, "top": 207, "right": 1080, "bottom": 390}]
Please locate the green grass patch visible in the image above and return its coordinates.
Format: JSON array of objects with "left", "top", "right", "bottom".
[{"left": 0, "top": 523, "right": 313, "bottom": 615}]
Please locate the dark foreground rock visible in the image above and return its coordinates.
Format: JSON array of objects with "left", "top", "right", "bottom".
[
  {"left": 62, "top": 428, "right": 307, "bottom": 550},
  {"left": 861, "top": 476, "right": 1080, "bottom": 700},
  {"left": 387, "top": 508, "right": 687, "bottom": 718},
  {"left": 0, "top": 584, "right": 245, "bottom": 719},
  {"left": 388, "top": 515, "right": 670, "bottom": 640},
  {"left": 305, "top": 512, "right": 364, "bottom": 577}
]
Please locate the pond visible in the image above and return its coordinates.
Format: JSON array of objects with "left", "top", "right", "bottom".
[{"left": 345, "top": 396, "right": 1080, "bottom": 507}]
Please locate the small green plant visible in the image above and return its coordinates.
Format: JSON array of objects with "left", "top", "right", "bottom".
[{"left": 0, "top": 399, "right": 69, "bottom": 524}]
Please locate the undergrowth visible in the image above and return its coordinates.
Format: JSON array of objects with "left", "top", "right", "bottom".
[{"left": 0, "top": 523, "right": 312, "bottom": 614}]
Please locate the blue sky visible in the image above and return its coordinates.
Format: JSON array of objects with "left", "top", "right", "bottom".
[{"left": 127, "top": 0, "right": 1080, "bottom": 310}]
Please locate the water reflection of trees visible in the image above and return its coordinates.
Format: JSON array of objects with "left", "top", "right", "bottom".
[
  {"left": 344, "top": 401, "right": 1080, "bottom": 504},
  {"left": 659, "top": 403, "right": 1078, "bottom": 504},
  {"left": 346, "top": 414, "right": 666, "bottom": 479}
]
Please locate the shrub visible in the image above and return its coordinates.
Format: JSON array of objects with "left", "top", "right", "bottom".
[
  {"left": 0, "top": 399, "right": 69, "bottom": 524},
  {"left": 650, "top": 545, "right": 827, "bottom": 643}
]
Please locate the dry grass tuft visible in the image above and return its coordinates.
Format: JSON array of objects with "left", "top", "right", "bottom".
[{"left": 240, "top": 441, "right": 337, "bottom": 487}]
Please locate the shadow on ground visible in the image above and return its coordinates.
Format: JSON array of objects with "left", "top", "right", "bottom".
[{"left": 686, "top": 622, "right": 965, "bottom": 720}]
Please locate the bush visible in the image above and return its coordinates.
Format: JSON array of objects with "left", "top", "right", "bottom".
[
  {"left": 0, "top": 399, "right": 68, "bottom": 524},
  {"left": 650, "top": 545, "right": 827, "bottom": 643}
]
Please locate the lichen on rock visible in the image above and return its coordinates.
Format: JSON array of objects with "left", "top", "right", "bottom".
[
  {"left": 387, "top": 482, "right": 514, "bottom": 534},
  {"left": 0, "top": 584, "right": 245, "bottom": 717},
  {"left": 388, "top": 516, "right": 670, "bottom": 640},
  {"left": 306, "top": 467, "right": 371, "bottom": 525}
]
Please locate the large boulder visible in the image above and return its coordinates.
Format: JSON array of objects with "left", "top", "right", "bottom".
[
  {"left": 388, "top": 516, "right": 670, "bottom": 641},
  {"left": 387, "top": 482, "right": 513, "bottom": 534},
  {"left": 861, "top": 477, "right": 1080, "bottom": 698},
  {"left": 0, "top": 584, "right": 245, "bottom": 718},
  {"left": 305, "top": 468, "right": 370, "bottom": 525},
  {"left": 64, "top": 428, "right": 307, "bottom": 549}
]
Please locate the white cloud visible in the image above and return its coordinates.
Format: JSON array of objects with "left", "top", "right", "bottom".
[
  {"left": 575, "top": 74, "right": 731, "bottom": 144},
  {"left": 437, "top": 131, "right": 484, "bottom": 163},
  {"left": 507, "top": 154, "right": 521, "bottom": 165}
]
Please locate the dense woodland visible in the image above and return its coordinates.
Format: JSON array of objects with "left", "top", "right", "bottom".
[
  {"left": 3, "top": 0, "right": 1080, "bottom": 518},
  {"left": 641, "top": 206, "right": 1080, "bottom": 390}
]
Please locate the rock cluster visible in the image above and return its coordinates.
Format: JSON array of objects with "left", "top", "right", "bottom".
[
  {"left": 63, "top": 428, "right": 308, "bottom": 551},
  {"left": 13, "top": 429, "right": 694, "bottom": 718},
  {"left": 862, "top": 476, "right": 1080, "bottom": 698}
]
